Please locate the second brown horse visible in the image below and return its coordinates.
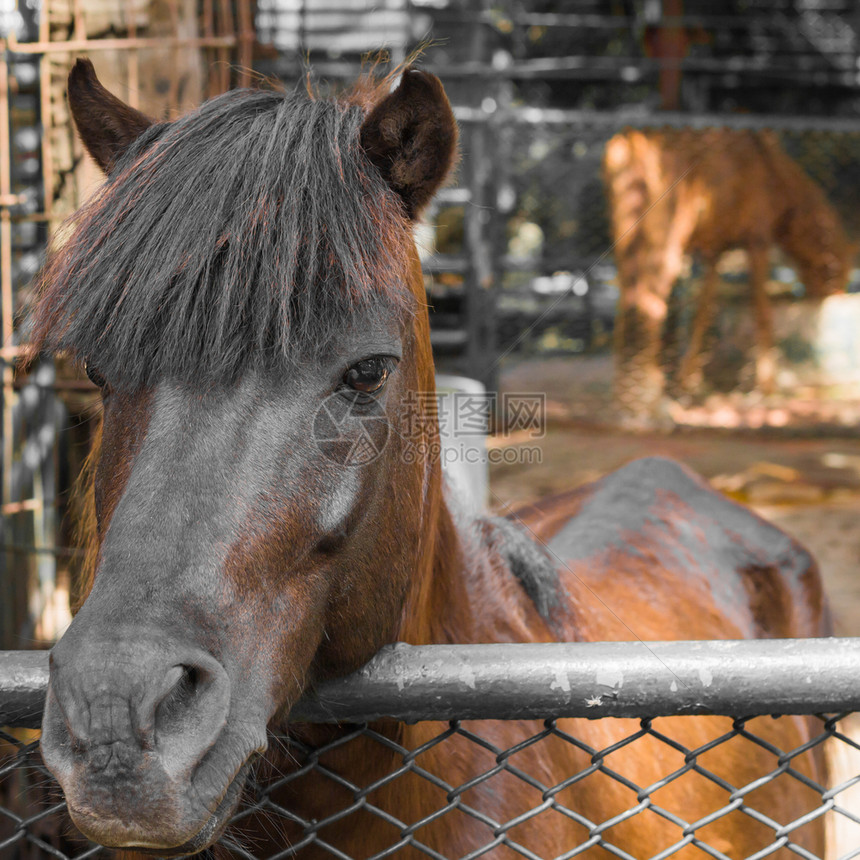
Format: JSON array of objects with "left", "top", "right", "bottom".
[{"left": 604, "top": 127, "right": 853, "bottom": 426}]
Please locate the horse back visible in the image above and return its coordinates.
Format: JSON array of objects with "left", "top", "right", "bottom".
[
  {"left": 514, "top": 456, "right": 830, "bottom": 643},
  {"left": 602, "top": 128, "right": 820, "bottom": 255}
]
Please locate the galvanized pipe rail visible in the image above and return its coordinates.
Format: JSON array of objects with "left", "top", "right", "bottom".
[
  {"left": 449, "top": 103, "right": 860, "bottom": 133},
  {"left": 2, "top": 638, "right": 859, "bottom": 729}
]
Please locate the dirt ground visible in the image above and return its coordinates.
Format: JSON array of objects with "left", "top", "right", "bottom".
[{"left": 490, "top": 355, "right": 860, "bottom": 636}]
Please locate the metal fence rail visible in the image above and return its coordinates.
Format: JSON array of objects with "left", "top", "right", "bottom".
[{"left": 2, "top": 640, "right": 860, "bottom": 859}]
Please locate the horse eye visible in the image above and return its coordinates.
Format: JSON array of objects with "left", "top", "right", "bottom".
[
  {"left": 84, "top": 360, "right": 106, "bottom": 389},
  {"left": 343, "top": 357, "right": 391, "bottom": 394}
]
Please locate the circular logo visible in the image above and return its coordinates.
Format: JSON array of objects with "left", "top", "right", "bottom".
[{"left": 313, "top": 392, "right": 390, "bottom": 466}]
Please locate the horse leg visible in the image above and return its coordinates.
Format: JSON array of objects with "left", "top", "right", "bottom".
[
  {"left": 614, "top": 279, "right": 670, "bottom": 429},
  {"left": 749, "top": 244, "right": 777, "bottom": 393},
  {"left": 614, "top": 234, "right": 691, "bottom": 429},
  {"left": 677, "top": 259, "right": 719, "bottom": 394}
]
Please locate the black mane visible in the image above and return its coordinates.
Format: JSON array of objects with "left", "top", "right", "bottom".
[{"left": 30, "top": 84, "right": 414, "bottom": 387}]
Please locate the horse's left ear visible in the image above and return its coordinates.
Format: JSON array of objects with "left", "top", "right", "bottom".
[
  {"left": 360, "top": 68, "right": 458, "bottom": 219},
  {"left": 67, "top": 59, "right": 155, "bottom": 173}
]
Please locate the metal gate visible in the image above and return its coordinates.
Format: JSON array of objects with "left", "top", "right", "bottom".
[{"left": 2, "top": 639, "right": 860, "bottom": 859}]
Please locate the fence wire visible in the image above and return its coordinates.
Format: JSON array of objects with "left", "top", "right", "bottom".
[{"left": 2, "top": 712, "right": 860, "bottom": 860}]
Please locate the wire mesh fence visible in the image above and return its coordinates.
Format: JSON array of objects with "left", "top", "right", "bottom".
[
  {"left": 2, "top": 714, "right": 860, "bottom": 860},
  {"left": 2, "top": 641, "right": 860, "bottom": 859}
]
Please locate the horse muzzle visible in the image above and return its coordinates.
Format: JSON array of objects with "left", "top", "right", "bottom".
[{"left": 40, "top": 628, "right": 263, "bottom": 851}]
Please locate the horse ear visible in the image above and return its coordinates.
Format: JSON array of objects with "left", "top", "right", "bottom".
[
  {"left": 67, "top": 59, "right": 155, "bottom": 173},
  {"left": 360, "top": 68, "right": 458, "bottom": 219}
]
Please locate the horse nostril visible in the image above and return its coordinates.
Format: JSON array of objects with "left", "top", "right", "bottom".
[
  {"left": 154, "top": 664, "right": 205, "bottom": 738},
  {"left": 183, "top": 664, "right": 200, "bottom": 692},
  {"left": 148, "top": 655, "right": 231, "bottom": 781}
]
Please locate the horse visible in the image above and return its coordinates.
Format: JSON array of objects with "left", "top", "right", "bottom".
[
  {"left": 603, "top": 127, "right": 853, "bottom": 427},
  {"left": 28, "top": 59, "right": 831, "bottom": 859}
]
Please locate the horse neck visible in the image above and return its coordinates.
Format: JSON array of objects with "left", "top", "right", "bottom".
[
  {"left": 395, "top": 486, "right": 552, "bottom": 647},
  {"left": 761, "top": 137, "right": 846, "bottom": 268},
  {"left": 780, "top": 196, "right": 848, "bottom": 296}
]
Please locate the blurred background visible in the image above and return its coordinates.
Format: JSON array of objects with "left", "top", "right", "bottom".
[{"left": 4, "top": 0, "right": 860, "bottom": 655}]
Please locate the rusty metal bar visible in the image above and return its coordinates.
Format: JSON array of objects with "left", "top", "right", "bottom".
[
  {"left": 216, "top": 0, "right": 234, "bottom": 93},
  {"left": 4, "top": 639, "right": 860, "bottom": 730},
  {"left": 11, "top": 377, "right": 96, "bottom": 392},
  {"left": 0, "top": 212, "right": 52, "bottom": 224},
  {"left": 202, "top": 0, "right": 217, "bottom": 100},
  {"left": 39, "top": 60, "right": 53, "bottom": 225},
  {"left": 2, "top": 498, "right": 44, "bottom": 515},
  {"left": 71, "top": 0, "right": 86, "bottom": 41},
  {"left": 125, "top": 0, "right": 140, "bottom": 110},
  {"left": 202, "top": 0, "right": 214, "bottom": 41},
  {"left": 6, "top": 32, "right": 238, "bottom": 53},
  {"left": 1, "top": 542, "right": 82, "bottom": 556},
  {"left": 166, "top": 0, "right": 182, "bottom": 109},
  {"left": 236, "top": 0, "right": 255, "bottom": 87}
]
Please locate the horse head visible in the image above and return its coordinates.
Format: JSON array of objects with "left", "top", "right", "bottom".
[
  {"left": 33, "top": 59, "right": 457, "bottom": 853},
  {"left": 777, "top": 164, "right": 854, "bottom": 299},
  {"left": 793, "top": 231, "right": 854, "bottom": 299}
]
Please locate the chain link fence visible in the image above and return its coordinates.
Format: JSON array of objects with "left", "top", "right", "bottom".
[
  {"left": 482, "top": 110, "right": 860, "bottom": 432},
  {"left": 3, "top": 714, "right": 859, "bottom": 860},
  {"left": 2, "top": 641, "right": 860, "bottom": 859}
]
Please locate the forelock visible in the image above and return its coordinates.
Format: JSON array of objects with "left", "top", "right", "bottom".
[{"left": 29, "top": 84, "right": 415, "bottom": 387}]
